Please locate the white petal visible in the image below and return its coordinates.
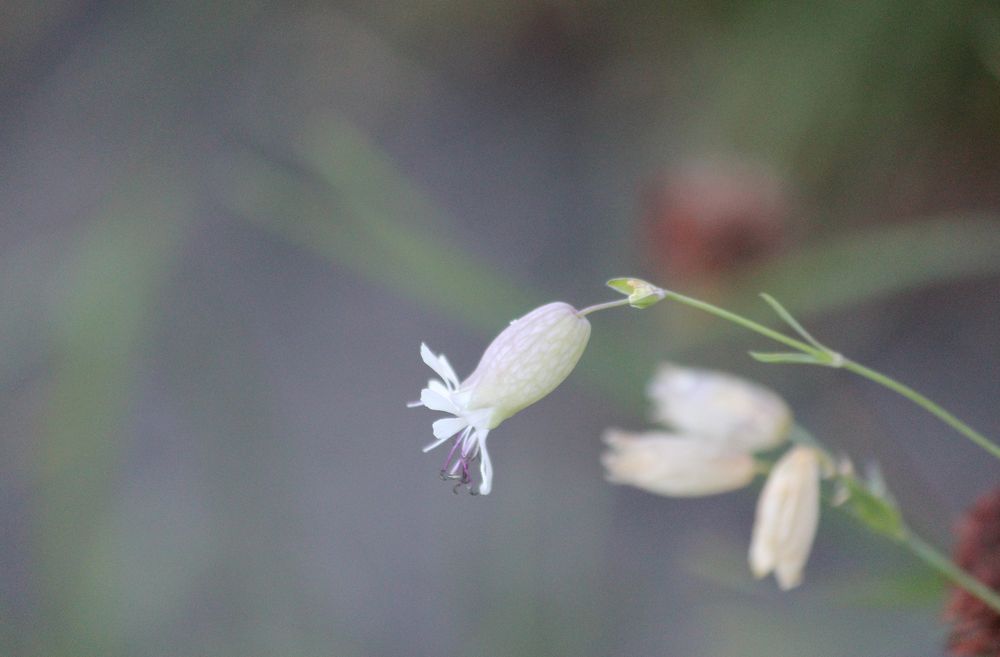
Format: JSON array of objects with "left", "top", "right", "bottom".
[
  {"left": 749, "top": 521, "right": 777, "bottom": 579},
  {"left": 420, "top": 343, "right": 460, "bottom": 389},
  {"left": 427, "top": 379, "right": 451, "bottom": 397},
  {"left": 476, "top": 430, "right": 493, "bottom": 495},
  {"left": 437, "top": 353, "right": 459, "bottom": 388},
  {"left": 432, "top": 417, "right": 468, "bottom": 439},
  {"left": 420, "top": 388, "right": 457, "bottom": 413},
  {"left": 405, "top": 400, "right": 423, "bottom": 408},
  {"left": 421, "top": 434, "right": 451, "bottom": 453}
]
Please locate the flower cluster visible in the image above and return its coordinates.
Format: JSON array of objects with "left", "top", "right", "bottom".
[{"left": 602, "top": 364, "right": 824, "bottom": 590}]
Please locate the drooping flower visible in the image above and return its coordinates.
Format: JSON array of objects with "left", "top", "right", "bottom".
[
  {"left": 647, "top": 363, "right": 791, "bottom": 453},
  {"left": 601, "top": 429, "right": 757, "bottom": 497},
  {"left": 410, "top": 302, "right": 591, "bottom": 495},
  {"left": 947, "top": 486, "right": 1000, "bottom": 657},
  {"left": 600, "top": 364, "right": 791, "bottom": 498},
  {"left": 749, "top": 445, "right": 822, "bottom": 590}
]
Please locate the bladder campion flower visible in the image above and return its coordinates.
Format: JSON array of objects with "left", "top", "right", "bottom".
[
  {"left": 749, "top": 445, "right": 822, "bottom": 590},
  {"left": 647, "top": 364, "right": 791, "bottom": 453},
  {"left": 601, "top": 430, "right": 757, "bottom": 496},
  {"left": 410, "top": 302, "right": 591, "bottom": 495}
]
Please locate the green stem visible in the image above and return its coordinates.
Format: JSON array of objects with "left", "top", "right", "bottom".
[
  {"left": 842, "top": 359, "right": 1000, "bottom": 460},
  {"left": 900, "top": 531, "right": 1000, "bottom": 615},
  {"left": 578, "top": 297, "right": 632, "bottom": 317},
  {"left": 664, "top": 286, "right": 1000, "bottom": 608},
  {"left": 661, "top": 289, "right": 1000, "bottom": 460},
  {"left": 833, "top": 497, "right": 1000, "bottom": 614},
  {"left": 661, "top": 290, "right": 818, "bottom": 354}
]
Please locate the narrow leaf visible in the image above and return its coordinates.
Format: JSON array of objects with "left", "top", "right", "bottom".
[
  {"left": 759, "top": 293, "right": 826, "bottom": 350},
  {"left": 749, "top": 351, "right": 821, "bottom": 365}
]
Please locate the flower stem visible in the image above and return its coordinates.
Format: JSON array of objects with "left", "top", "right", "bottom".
[
  {"left": 661, "top": 290, "right": 821, "bottom": 355},
  {"left": 832, "top": 496, "right": 1000, "bottom": 614},
  {"left": 659, "top": 286, "right": 1000, "bottom": 608},
  {"left": 899, "top": 530, "right": 1000, "bottom": 615},
  {"left": 659, "top": 289, "right": 1000, "bottom": 460},
  {"left": 578, "top": 298, "right": 633, "bottom": 316},
  {"left": 840, "top": 359, "right": 1000, "bottom": 460}
]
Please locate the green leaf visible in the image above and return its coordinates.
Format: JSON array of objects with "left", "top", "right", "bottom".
[
  {"left": 836, "top": 476, "right": 905, "bottom": 540},
  {"left": 759, "top": 293, "right": 826, "bottom": 350},
  {"left": 748, "top": 351, "right": 820, "bottom": 365}
]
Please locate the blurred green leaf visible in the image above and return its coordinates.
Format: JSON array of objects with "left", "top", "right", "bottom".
[
  {"left": 732, "top": 215, "right": 1000, "bottom": 316},
  {"left": 702, "top": 0, "right": 971, "bottom": 196},
  {"left": 37, "top": 172, "right": 190, "bottom": 657},
  {"left": 222, "top": 114, "right": 543, "bottom": 334}
]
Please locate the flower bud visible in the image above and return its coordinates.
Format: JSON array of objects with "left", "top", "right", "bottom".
[
  {"left": 606, "top": 277, "right": 667, "bottom": 309},
  {"left": 647, "top": 364, "right": 791, "bottom": 452},
  {"left": 749, "top": 445, "right": 822, "bottom": 590},
  {"left": 601, "top": 429, "right": 757, "bottom": 497}
]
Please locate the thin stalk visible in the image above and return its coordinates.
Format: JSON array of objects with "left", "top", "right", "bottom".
[
  {"left": 842, "top": 359, "right": 1000, "bottom": 460},
  {"left": 660, "top": 289, "right": 1000, "bottom": 460},
  {"left": 832, "top": 500, "right": 1000, "bottom": 614},
  {"left": 901, "top": 531, "right": 1000, "bottom": 615},
  {"left": 661, "top": 290, "right": 819, "bottom": 355},
  {"left": 578, "top": 298, "right": 632, "bottom": 317}
]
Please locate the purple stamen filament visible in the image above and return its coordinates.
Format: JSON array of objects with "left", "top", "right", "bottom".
[{"left": 440, "top": 430, "right": 477, "bottom": 491}]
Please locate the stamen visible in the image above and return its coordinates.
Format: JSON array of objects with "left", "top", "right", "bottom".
[
  {"left": 438, "top": 429, "right": 481, "bottom": 494},
  {"left": 442, "top": 435, "right": 463, "bottom": 471}
]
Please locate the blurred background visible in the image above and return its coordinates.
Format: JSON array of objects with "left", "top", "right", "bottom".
[{"left": 2, "top": 1, "right": 1000, "bottom": 656}]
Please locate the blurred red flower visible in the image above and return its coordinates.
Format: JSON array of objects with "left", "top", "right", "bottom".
[
  {"left": 643, "top": 158, "right": 789, "bottom": 282},
  {"left": 948, "top": 487, "right": 1000, "bottom": 657}
]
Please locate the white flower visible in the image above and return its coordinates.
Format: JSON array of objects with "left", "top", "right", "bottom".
[
  {"left": 601, "top": 429, "right": 757, "bottom": 497},
  {"left": 749, "top": 445, "right": 822, "bottom": 590},
  {"left": 647, "top": 364, "right": 791, "bottom": 453},
  {"left": 409, "top": 302, "right": 591, "bottom": 495}
]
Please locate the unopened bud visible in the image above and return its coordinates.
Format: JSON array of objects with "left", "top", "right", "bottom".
[
  {"left": 601, "top": 429, "right": 757, "bottom": 497},
  {"left": 749, "top": 446, "right": 821, "bottom": 590},
  {"left": 647, "top": 364, "right": 791, "bottom": 453},
  {"left": 606, "top": 277, "right": 667, "bottom": 309}
]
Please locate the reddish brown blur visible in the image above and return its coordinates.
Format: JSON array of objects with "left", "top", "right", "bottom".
[
  {"left": 948, "top": 487, "right": 1000, "bottom": 657},
  {"left": 643, "top": 159, "right": 789, "bottom": 282}
]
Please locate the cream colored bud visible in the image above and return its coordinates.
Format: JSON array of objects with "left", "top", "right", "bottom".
[
  {"left": 466, "top": 302, "right": 591, "bottom": 428},
  {"left": 647, "top": 364, "right": 791, "bottom": 452},
  {"left": 749, "top": 445, "right": 822, "bottom": 590},
  {"left": 601, "top": 429, "right": 757, "bottom": 497}
]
